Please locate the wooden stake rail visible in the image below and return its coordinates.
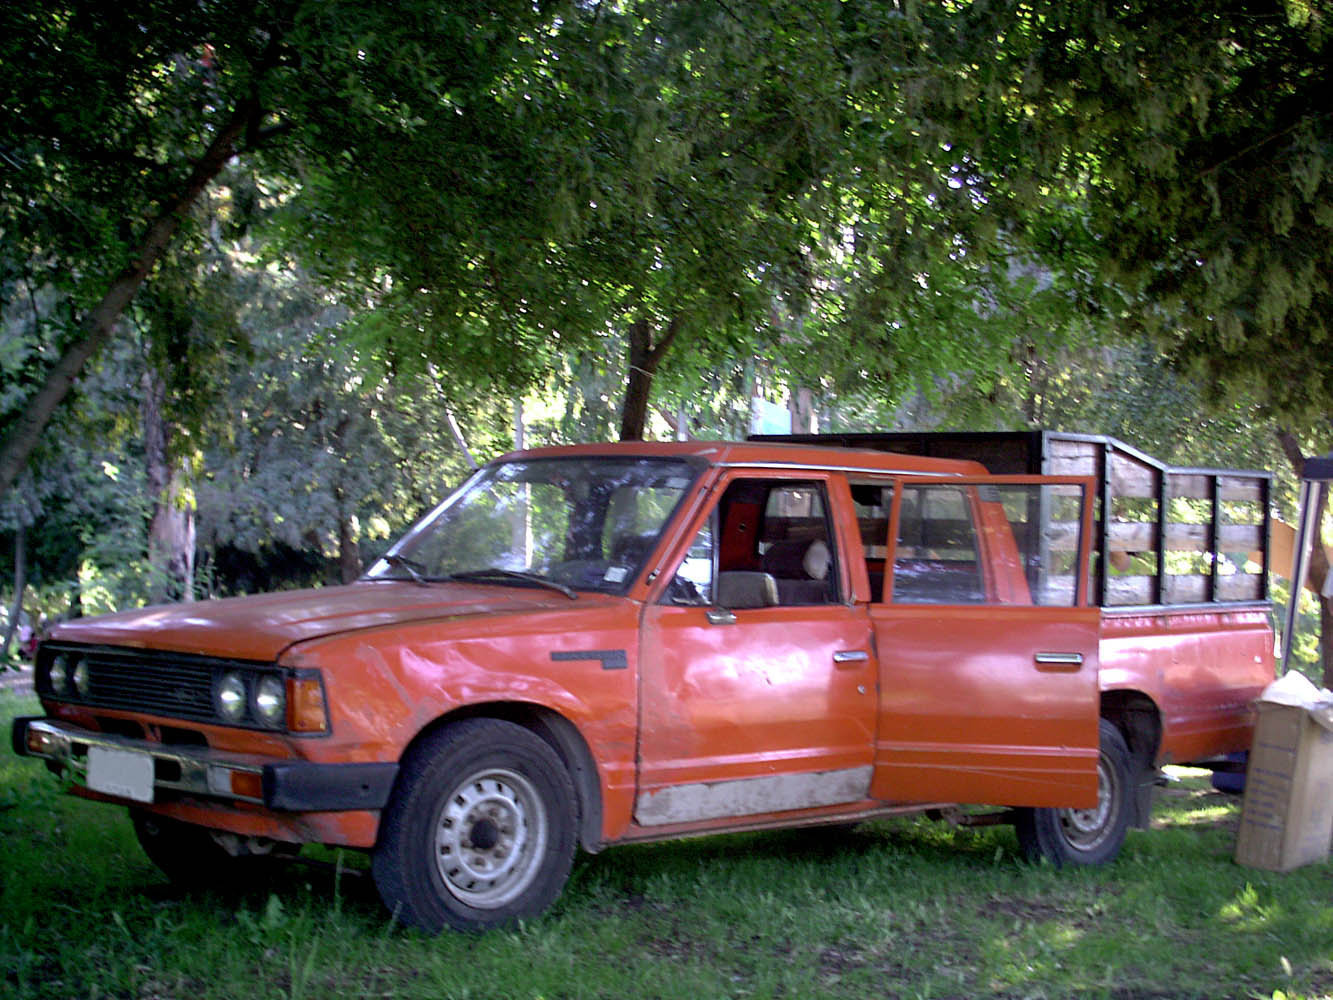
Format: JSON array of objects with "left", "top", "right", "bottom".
[{"left": 751, "top": 429, "right": 1272, "bottom": 610}]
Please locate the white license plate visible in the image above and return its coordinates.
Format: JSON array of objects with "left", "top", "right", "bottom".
[{"left": 86, "top": 746, "right": 155, "bottom": 803}]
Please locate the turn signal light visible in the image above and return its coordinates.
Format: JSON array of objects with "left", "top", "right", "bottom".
[
  {"left": 287, "top": 676, "right": 329, "bottom": 734},
  {"left": 26, "top": 727, "right": 59, "bottom": 756},
  {"left": 230, "top": 770, "right": 264, "bottom": 801}
]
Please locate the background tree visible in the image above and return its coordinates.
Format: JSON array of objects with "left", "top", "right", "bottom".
[
  {"left": 947, "top": 0, "right": 1333, "bottom": 680},
  {"left": 0, "top": 0, "right": 571, "bottom": 497}
]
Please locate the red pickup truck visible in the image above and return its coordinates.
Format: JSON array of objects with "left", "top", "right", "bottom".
[{"left": 12, "top": 436, "right": 1274, "bottom": 932}]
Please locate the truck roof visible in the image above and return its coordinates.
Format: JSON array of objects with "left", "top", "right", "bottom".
[{"left": 499, "top": 440, "right": 989, "bottom": 477}]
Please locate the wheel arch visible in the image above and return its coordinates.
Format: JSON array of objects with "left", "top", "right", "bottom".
[
  {"left": 1099, "top": 688, "right": 1162, "bottom": 828},
  {"left": 397, "top": 701, "right": 604, "bottom": 853}
]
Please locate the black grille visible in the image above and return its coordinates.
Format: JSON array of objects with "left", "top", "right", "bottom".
[{"left": 37, "top": 642, "right": 274, "bottom": 727}]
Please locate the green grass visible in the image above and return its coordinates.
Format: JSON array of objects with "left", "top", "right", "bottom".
[{"left": 4, "top": 689, "right": 1332, "bottom": 1000}]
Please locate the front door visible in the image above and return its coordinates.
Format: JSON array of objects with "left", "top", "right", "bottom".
[{"left": 635, "top": 473, "right": 877, "bottom": 827}]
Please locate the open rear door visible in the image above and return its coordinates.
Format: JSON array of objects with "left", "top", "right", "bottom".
[{"left": 867, "top": 475, "right": 1102, "bottom": 809}]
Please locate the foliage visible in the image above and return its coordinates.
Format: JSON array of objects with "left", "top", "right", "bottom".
[
  {"left": 932, "top": 0, "right": 1333, "bottom": 434},
  {"left": 5, "top": 0, "right": 1331, "bottom": 626},
  {"left": 173, "top": 229, "right": 512, "bottom": 590},
  {"left": 0, "top": 0, "right": 577, "bottom": 495}
]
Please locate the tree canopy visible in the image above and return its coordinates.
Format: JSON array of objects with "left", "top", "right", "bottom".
[{"left": 3, "top": 2, "right": 1332, "bottom": 676}]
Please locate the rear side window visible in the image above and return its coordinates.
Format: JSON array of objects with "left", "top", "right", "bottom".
[
  {"left": 892, "top": 486, "right": 985, "bottom": 604},
  {"left": 889, "top": 482, "right": 1085, "bottom": 607}
]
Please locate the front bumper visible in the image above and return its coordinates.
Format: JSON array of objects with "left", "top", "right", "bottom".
[{"left": 11, "top": 717, "right": 397, "bottom": 812}]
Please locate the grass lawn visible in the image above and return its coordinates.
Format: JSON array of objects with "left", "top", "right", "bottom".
[{"left": 3, "top": 689, "right": 1331, "bottom": 999}]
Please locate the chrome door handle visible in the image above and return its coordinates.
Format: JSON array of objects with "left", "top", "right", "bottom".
[
  {"left": 706, "top": 608, "right": 737, "bottom": 626},
  {"left": 1034, "top": 652, "right": 1084, "bottom": 671},
  {"left": 833, "top": 650, "right": 870, "bottom": 668}
]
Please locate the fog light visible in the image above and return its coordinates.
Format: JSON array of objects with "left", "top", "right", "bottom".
[
  {"left": 217, "top": 672, "right": 247, "bottom": 722},
  {"left": 253, "top": 675, "right": 285, "bottom": 727}
]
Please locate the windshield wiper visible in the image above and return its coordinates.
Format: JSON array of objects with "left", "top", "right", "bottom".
[
  {"left": 380, "top": 553, "right": 431, "bottom": 585},
  {"left": 442, "top": 568, "right": 579, "bottom": 600}
]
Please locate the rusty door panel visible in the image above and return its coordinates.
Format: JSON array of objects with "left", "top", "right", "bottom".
[{"left": 636, "top": 600, "right": 876, "bottom": 825}]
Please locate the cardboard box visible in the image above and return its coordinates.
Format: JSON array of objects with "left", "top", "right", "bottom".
[{"left": 1234, "top": 701, "right": 1333, "bottom": 871}]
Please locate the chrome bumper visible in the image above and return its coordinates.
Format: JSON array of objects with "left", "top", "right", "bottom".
[{"left": 12, "top": 717, "right": 397, "bottom": 812}]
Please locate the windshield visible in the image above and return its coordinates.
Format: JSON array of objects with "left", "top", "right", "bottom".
[{"left": 366, "top": 456, "right": 701, "bottom": 595}]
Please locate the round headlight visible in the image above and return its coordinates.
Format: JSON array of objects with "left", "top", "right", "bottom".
[
  {"left": 217, "top": 672, "right": 247, "bottom": 722},
  {"left": 254, "top": 675, "right": 286, "bottom": 727},
  {"left": 48, "top": 655, "right": 68, "bottom": 694},
  {"left": 72, "top": 659, "right": 90, "bottom": 697}
]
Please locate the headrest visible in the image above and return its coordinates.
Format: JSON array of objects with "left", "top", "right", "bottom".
[
  {"left": 762, "top": 538, "right": 830, "bottom": 580},
  {"left": 802, "top": 539, "right": 830, "bottom": 581}
]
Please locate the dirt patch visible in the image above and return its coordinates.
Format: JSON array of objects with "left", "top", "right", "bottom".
[{"left": 0, "top": 665, "right": 34, "bottom": 694}]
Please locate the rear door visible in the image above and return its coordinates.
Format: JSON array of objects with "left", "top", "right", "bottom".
[{"left": 867, "top": 475, "right": 1102, "bottom": 809}]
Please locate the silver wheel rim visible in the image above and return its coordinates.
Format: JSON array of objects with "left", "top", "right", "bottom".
[
  {"left": 434, "top": 767, "right": 547, "bottom": 909},
  {"left": 1058, "top": 750, "right": 1118, "bottom": 852}
]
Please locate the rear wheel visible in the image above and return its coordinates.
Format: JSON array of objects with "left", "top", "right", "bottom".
[
  {"left": 372, "top": 718, "right": 577, "bottom": 933},
  {"left": 1014, "top": 718, "right": 1132, "bottom": 866}
]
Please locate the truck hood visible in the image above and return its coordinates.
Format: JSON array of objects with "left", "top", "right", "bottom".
[{"left": 48, "top": 581, "right": 603, "bottom": 662}]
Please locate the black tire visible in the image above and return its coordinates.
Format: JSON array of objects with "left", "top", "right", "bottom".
[
  {"left": 1014, "top": 718, "right": 1132, "bottom": 867},
  {"left": 131, "top": 809, "right": 296, "bottom": 887},
  {"left": 371, "top": 718, "right": 577, "bottom": 933}
]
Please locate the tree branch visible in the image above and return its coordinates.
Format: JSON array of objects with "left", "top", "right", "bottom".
[{"left": 0, "top": 93, "right": 265, "bottom": 499}]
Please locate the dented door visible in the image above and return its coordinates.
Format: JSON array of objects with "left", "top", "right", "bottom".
[{"left": 634, "top": 472, "right": 876, "bottom": 827}]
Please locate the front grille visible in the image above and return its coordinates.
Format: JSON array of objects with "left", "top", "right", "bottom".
[
  {"left": 85, "top": 651, "right": 215, "bottom": 718},
  {"left": 37, "top": 642, "right": 275, "bottom": 727}
]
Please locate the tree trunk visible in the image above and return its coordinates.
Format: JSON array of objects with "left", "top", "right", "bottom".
[
  {"left": 142, "top": 372, "right": 196, "bottom": 602},
  {"left": 2, "top": 527, "right": 26, "bottom": 661},
  {"left": 791, "top": 387, "right": 817, "bottom": 434},
  {"left": 1276, "top": 431, "right": 1333, "bottom": 687},
  {"left": 331, "top": 414, "right": 362, "bottom": 584},
  {"left": 618, "top": 316, "right": 682, "bottom": 442},
  {"left": 337, "top": 505, "right": 361, "bottom": 584},
  {"left": 0, "top": 92, "right": 265, "bottom": 500}
]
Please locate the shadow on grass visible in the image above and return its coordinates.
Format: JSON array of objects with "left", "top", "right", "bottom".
[{"left": 136, "top": 847, "right": 386, "bottom": 919}]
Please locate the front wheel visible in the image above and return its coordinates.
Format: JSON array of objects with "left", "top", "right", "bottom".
[
  {"left": 1014, "top": 718, "right": 1132, "bottom": 867},
  {"left": 372, "top": 718, "right": 577, "bottom": 933}
]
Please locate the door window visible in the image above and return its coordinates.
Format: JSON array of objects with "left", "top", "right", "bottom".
[
  {"left": 890, "top": 482, "right": 1086, "bottom": 607},
  {"left": 666, "top": 478, "right": 839, "bottom": 608}
]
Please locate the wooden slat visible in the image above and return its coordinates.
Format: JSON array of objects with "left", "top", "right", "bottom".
[
  {"left": 1032, "top": 577, "right": 1078, "bottom": 606},
  {"left": 1169, "top": 474, "right": 1265, "bottom": 501},
  {"left": 1105, "top": 522, "right": 1264, "bottom": 552},
  {"left": 1108, "top": 454, "right": 1160, "bottom": 499},
  {"left": 1047, "top": 454, "right": 1099, "bottom": 477},
  {"left": 1105, "top": 577, "right": 1154, "bottom": 605},
  {"left": 1218, "top": 574, "right": 1265, "bottom": 601}
]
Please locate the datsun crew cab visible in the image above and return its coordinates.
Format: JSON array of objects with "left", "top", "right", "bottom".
[{"left": 13, "top": 439, "right": 1274, "bottom": 932}]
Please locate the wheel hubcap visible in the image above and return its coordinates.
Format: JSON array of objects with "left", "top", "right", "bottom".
[
  {"left": 1059, "top": 752, "right": 1117, "bottom": 851},
  {"left": 434, "top": 767, "right": 547, "bottom": 908}
]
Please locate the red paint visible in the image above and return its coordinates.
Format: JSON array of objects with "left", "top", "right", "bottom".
[{"left": 31, "top": 440, "right": 1273, "bottom": 853}]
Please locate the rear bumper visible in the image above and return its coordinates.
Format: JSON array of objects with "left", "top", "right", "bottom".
[{"left": 12, "top": 716, "right": 397, "bottom": 812}]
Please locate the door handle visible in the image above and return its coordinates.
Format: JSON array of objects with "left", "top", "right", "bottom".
[
  {"left": 833, "top": 650, "right": 870, "bottom": 668},
  {"left": 1034, "top": 652, "right": 1084, "bottom": 671},
  {"left": 706, "top": 608, "right": 737, "bottom": 626}
]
